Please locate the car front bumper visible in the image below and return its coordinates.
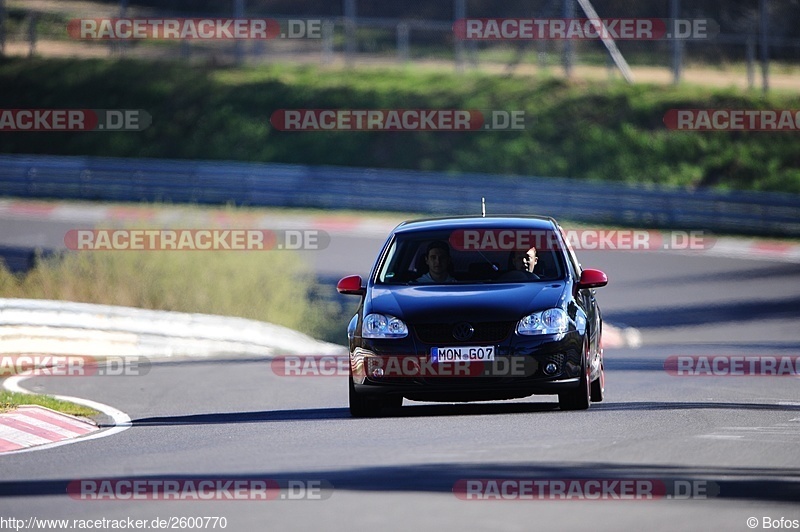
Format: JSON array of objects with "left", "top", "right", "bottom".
[{"left": 350, "top": 331, "right": 586, "bottom": 401}]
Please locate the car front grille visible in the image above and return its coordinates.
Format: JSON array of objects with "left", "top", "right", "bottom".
[{"left": 413, "top": 321, "right": 514, "bottom": 344}]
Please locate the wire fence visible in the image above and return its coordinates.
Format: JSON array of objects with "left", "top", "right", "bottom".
[{"left": 1, "top": 0, "right": 799, "bottom": 91}]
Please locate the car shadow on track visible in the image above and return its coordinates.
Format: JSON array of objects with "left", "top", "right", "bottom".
[
  {"left": 131, "top": 402, "right": 560, "bottom": 426},
  {"left": 129, "top": 400, "right": 800, "bottom": 427},
  {"left": 2, "top": 462, "right": 800, "bottom": 504}
]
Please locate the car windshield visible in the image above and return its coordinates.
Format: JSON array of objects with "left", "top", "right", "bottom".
[{"left": 376, "top": 227, "right": 567, "bottom": 284}]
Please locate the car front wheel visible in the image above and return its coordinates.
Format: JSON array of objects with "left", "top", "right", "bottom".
[
  {"left": 348, "top": 376, "right": 402, "bottom": 417},
  {"left": 558, "top": 349, "right": 591, "bottom": 411},
  {"left": 590, "top": 358, "right": 604, "bottom": 402}
]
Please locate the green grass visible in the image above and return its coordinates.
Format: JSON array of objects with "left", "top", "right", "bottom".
[
  {"left": 0, "top": 389, "right": 99, "bottom": 417},
  {"left": 1, "top": 57, "right": 799, "bottom": 193}
]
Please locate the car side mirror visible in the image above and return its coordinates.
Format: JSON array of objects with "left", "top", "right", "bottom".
[
  {"left": 337, "top": 275, "right": 366, "bottom": 296},
  {"left": 577, "top": 269, "right": 608, "bottom": 289}
]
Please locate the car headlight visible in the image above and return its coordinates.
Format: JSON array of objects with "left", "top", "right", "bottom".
[
  {"left": 516, "top": 308, "right": 569, "bottom": 335},
  {"left": 362, "top": 313, "right": 408, "bottom": 338}
]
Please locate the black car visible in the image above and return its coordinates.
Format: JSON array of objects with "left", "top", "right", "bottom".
[{"left": 337, "top": 215, "right": 608, "bottom": 417}]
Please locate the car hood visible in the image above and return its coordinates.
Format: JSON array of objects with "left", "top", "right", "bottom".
[{"left": 367, "top": 282, "right": 567, "bottom": 323}]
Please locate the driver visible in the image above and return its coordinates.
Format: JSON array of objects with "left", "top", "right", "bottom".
[{"left": 416, "top": 240, "right": 457, "bottom": 283}]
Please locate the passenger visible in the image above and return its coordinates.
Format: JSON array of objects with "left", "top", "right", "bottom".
[
  {"left": 416, "top": 240, "right": 457, "bottom": 283},
  {"left": 500, "top": 247, "right": 540, "bottom": 280}
]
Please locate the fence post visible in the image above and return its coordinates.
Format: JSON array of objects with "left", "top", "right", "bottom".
[
  {"left": 321, "top": 19, "right": 334, "bottom": 65},
  {"left": 116, "top": 0, "right": 129, "bottom": 57},
  {"left": 759, "top": 0, "right": 769, "bottom": 93},
  {"left": 746, "top": 34, "right": 756, "bottom": 90},
  {"left": 454, "top": 0, "right": 465, "bottom": 73},
  {"left": 27, "top": 11, "right": 37, "bottom": 58},
  {"left": 562, "top": 0, "right": 574, "bottom": 78},
  {"left": 234, "top": 0, "right": 245, "bottom": 66},
  {"left": 397, "top": 22, "right": 409, "bottom": 63},
  {"left": 0, "top": 0, "right": 6, "bottom": 57},
  {"left": 670, "top": 0, "right": 682, "bottom": 84},
  {"left": 344, "top": 0, "right": 356, "bottom": 66}
]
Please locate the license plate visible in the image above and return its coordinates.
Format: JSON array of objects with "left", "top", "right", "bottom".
[{"left": 431, "top": 346, "right": 495, "bottom": 363}]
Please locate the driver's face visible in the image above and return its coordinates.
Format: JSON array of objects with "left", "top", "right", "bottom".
[
  {"left": 513, "top": 249, "right": 537, "bottom": 272},
  {"left": 425, "top": 248, "right": 450, "bottom": 275}
]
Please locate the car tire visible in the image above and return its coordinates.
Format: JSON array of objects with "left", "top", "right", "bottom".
[
  {"left": 590, "top": 358, "right": 604, "bottom": 403},
  {"left": 349, "top": 375, "right": 402, "bottom": 417},
  {"left": 383, "top": 394, "right": 403, "bottom": 409},
  {"left": 558, "top": 350, "right": 591, "bottom": 411},
  {"left": 349, "top": 376, "right": 381, "bottom": 417}
]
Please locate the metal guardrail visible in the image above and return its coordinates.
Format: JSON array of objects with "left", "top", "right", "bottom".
[
  {"left": 0, "top": 154, "right": 798, "bottom": 236},
  {"left": 0, "top": 298, "right": 345, "bottom": 359}
]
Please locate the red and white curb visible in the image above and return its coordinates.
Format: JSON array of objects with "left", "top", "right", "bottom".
[
  {"left": 1, "top": 376, "right": 131, "bottom": 455},
  {"left": 603, "top": 324, "right": 642, "bottom": 349},
  {"left": 693, "top": 238, "right": 800, "bottom": 263},
  {"left": 0, "top": 405, "right": 97, "bottom": 453}
]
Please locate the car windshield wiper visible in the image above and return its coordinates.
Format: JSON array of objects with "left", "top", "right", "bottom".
[{"left": 475, "top": 250, "right": 499, "bottom": 272}]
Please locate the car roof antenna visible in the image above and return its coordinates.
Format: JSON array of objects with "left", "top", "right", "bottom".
[{"left": 477, "top": 196, "right": 497, "bottom": 271}]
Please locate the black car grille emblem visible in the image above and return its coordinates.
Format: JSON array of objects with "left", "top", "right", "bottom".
[{"left": 452, "top": 322, "right": 475, "bottom": 341}]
